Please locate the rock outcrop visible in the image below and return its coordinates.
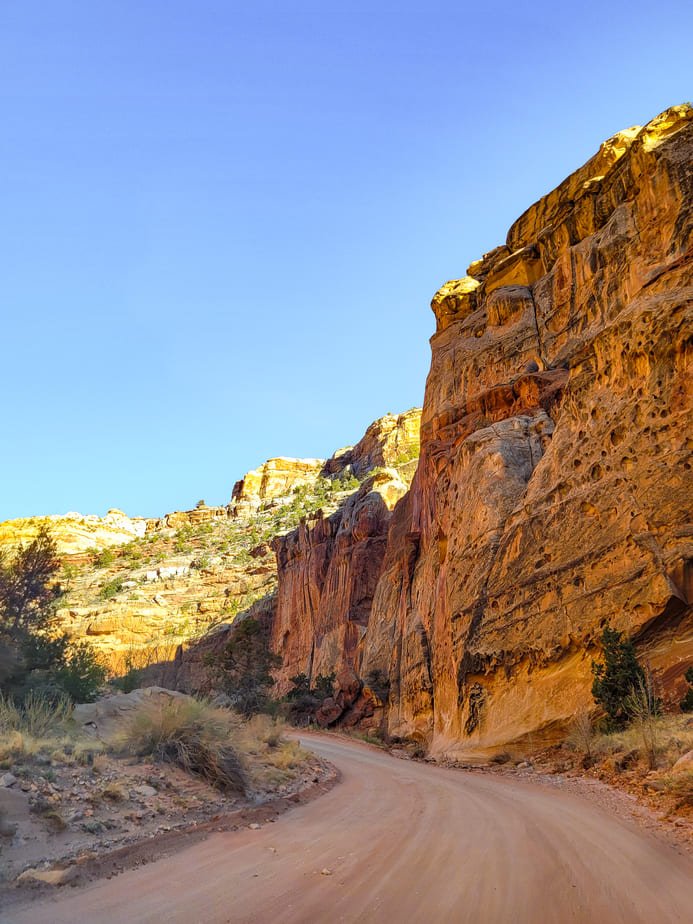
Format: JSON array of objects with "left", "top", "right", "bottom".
[
  {"left": 146, "top": 501, "right": 230, "bottom": 532},
  {"left": 262, "top": 104, "right": 692, "bottom": 754},
  {"left": 359, "top": 103, "right": 693, "bottom": 755},
  {"left": 0, "top": 510, "right": 147, "bottom": 556},
  {"left": 323, "top": 408, "right": 421, "bottom": 479},
  {"left": 230, "top": 458, "right": 325, "bottom": 517},
  {"left": 271, "top": 469, "right": 409, "bottom": 698}
]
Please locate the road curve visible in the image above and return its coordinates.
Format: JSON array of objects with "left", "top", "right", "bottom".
[{"left": 6, "top": 734, "right": 692, "bottom": 924}]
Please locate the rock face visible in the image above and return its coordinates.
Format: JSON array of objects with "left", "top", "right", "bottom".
[
  {"left": 262, "top": 104, "right": 692, "bottom": 753},
  {"left": 146, "top": 502, "right": 230, "bottom": 531},
  {"left": 358, "top": 103, "right": 693, "bottom": 755},
  {"left": 0, "top": 509, "right": 147, "bottom": 556},
  {"left": 230, "top": 458, "right": 325, "bottom": 517},
  {"left": 323, "top": 408, "right": 422, "bottom": 478},
  {"left": 271, "top": 469, "right": 409, "bottom": 708}
]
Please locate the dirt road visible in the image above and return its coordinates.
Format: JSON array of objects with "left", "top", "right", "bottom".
[{"left": 5, "top": 734, "right": 692, "bottom": 923}]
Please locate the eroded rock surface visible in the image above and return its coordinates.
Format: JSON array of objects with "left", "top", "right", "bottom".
[
  {"left": 359, "top": 103, "right": 693, "bottom": 756},
  {"left": 253, "top": 105, "right": 692, "bottom": 755},
  {"left": 230, "top": 458, "right": 325, "bottom": 517}
]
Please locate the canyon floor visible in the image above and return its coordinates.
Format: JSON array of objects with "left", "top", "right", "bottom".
[{"left": 6, "top": 734, "right": 692, "bottom": 924}]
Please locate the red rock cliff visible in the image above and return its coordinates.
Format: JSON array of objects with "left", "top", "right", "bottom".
[{"left": 271, "top": 104, "right": 693, "bottom": 754}]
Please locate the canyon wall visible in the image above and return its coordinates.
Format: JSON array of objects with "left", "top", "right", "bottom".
[
  {"left": 0, "top": 413, "right": 420, "bottom": 674},
  {"left": 268, "top": 104, "right": 693, "bottom": 754}
]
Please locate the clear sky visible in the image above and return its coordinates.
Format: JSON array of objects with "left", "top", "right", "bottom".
[{"left": 2, "top": 1, "right": 690, "bottom": 519}]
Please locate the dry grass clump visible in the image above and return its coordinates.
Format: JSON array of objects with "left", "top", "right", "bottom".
[
  {"left": 101, "top": 781, "right": 127, "bottom": 802},
  {"left": 591, "top": 714, "right": 693, "bottom": 769},
  {"left": 663, "top": 771, "right": 693, "bottom": 810},
  {"left": 565, "top": 710, "right": 596, "bottom": 763},
  {"left": 225, "top": 713, "right": 310, "bottom": 785},
  {"left": 118, "top": 697, "right": 248, "bottom": 793},
  {"left": 264, "top": 739, "right": 307, "bottom": 771},
  {"left": 242, "top": 714, "right": 285, "bottom": 749},
  {"left": 0, "top": 691, "right": 72, "bottom": 738},
  {"left": 0, "top": 692, "right": 79, "bottom": 770}
]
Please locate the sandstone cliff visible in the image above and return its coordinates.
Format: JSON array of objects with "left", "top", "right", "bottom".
[
  {"left": 0, "top": 510, "right": 147, "bottom": 556},
  {"left": 230, "top": 458, "right": 325, "bottom": 517},
  {"left": 0, "top": 411, "right": 421, "bottom": 674},
  {"left": 260, "top": 104, "right": 692, "bottom": 753}
]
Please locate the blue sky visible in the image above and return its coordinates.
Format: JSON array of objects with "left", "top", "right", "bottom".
[{"left": 2, "top": 1, "right": 691, "bottom": 519}]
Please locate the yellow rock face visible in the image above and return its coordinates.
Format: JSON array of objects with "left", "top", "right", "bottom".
[
  {"left": 230, "top": 457, "right": 326, "bottom": 516},
  {"left": 0, "top": 509, "right": 147, "bottom": 556},
  {"left": 431, "top": 277, "right": 481, "bottom": 331}
]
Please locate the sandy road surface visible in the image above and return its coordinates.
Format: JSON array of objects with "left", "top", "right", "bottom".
[{"left": 5, "top": 734, "right": 692, "bottom": 924}]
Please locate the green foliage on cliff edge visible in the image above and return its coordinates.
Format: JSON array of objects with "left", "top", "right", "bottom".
[{"left": 0, "top": 525, "right": 106, "bottom": 702}]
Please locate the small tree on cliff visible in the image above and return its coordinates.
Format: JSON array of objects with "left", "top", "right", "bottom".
[
  {"left": 215, "top": 618, "right": 281, "bottom": 716},
  {"left": 591, "top": 625, "right": 646, "bottom": 729}
]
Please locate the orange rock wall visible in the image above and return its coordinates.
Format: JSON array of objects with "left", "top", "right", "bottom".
[{"left": 271, "top": 105, "right": 693, "bottom": 753}]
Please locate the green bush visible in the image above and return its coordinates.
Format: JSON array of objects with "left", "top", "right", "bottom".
[
  {"left": 94, "top": 548, "right": 115, "bottom": 568},
  {"left": 0, "top": 526, "right": 105, "bottom": 703},
  {"left": 99, "top": 578, "right": 123, "bottom": 600},
  {"left": 680, "top": 667, "right": 693, "bottom": 712},
  {"left": 52, "top": 641, "right": 107, "bottom": 702},
  {"left": 591, "top": 625, "right": 646, "bottom": 729},
  {"left": 365, "top": 668, "right": 390, "bottom": 703},
  {"left": 285, "top": 671, "right": 336, "bottom": 724},
  {"left": 211, "top": 618, "right": 281, "bottom": 716}
]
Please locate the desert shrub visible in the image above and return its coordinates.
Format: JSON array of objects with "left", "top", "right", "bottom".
[
  {"left": 120, "top": 697, "right": 247, "bottom": 793},
  {"left": 0, "top": 690, "right": 71, "bottom": 737},
  {"left": 364, "top": 668, "right": 390, "bottom": 703},
  {"left": 94, "top": 548, "right": 116, "bottom": 568},
  {"left": 623, "top": 672, "right": 662, "bottom": 769},
  {"left": 244, "top": 714, "right": 285, "bottom": 749},
  {"left": 285, "top": 671, "right": 335, "bottom": 725},
  {"left": 566, "top": 710, "right": 596, "bottom": 763},
  {"left": 52, "top": 641, "right": 107, "bottom": 702},
  {"left": 313, "top": 672, "right": 335, "bottom": 698},
  {"left": 286, "top": 673, "right": 310, "bottom": 700},
  {"left": 112, "top": 667, "right": 145, "bottom": 694},
  {"left": 99, "top": 578, "right": 123, "bottom": 600},
  {"left": 591, "top": 625, "right": 646, "bottom": 728},
  {"left": 211, "top": 618, "right": 281, "bottom": 716},
  {"left": 4, "top": 629, "right": 106, "bottom": 703},
  {"left": 0, "top": 525, "right": 62, "bottom": 632},
  {"left": 680, "top": 667, "right": 693, "bottom": 712},
  {"left": 101, "top": 781, "right": 127, "bottom": 802},
  {"left": 663, "top": 771, "right": 693, "bottom": 810}
]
